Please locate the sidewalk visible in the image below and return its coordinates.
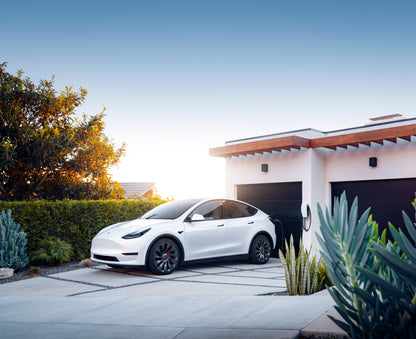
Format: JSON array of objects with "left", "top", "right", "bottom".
[{"left": 0, "top": 295, "right": 339, "bottom": 339}]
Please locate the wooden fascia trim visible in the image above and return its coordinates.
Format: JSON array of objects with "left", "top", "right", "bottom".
[
  {"left": 399, "top": 135, "right": 412, "bottom": 141},
  {"left": 209, "top": 123, "right": 416, "bottom": 157},
  {"left": 310, "top": 124, "right": 416, "bottom": 149},
  {"left": 209, "top": 135, "right": 311, "bottom": 158}
]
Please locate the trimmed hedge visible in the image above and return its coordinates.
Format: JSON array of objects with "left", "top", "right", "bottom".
[{"left": 0, "top": 200, "right": 164, "bottom": 261}]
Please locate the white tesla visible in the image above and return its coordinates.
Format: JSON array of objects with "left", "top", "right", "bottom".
[{"left": 91, "top": 198, "right": 276, "bottom": 274}]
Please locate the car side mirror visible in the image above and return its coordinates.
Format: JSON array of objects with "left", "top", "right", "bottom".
[{"left": 191, "top": 213, "right": 204, "bottom": 222}]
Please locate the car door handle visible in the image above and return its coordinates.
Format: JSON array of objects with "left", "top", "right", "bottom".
[
  {"left": 248, "top": 221, "right": 254, "bottom": 224},
  {"left": 217, "top": 224, "right": 225, "bottom": 227}
]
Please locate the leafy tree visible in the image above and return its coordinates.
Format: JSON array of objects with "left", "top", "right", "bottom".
[{"left": 0, "top": 62, "right": 126, "bottom": 200}]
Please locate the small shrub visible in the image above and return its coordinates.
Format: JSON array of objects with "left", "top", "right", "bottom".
[
  {"left": 0, "top": 209, "right": 29, "bottom": 269},
  {"left": 30, "top": 237, "right": 72, "bottom": 266},
  {"left": 316, "top": 259, "right": 333, "bottom": 292},
  {"left": 279, "top": 235, "right": 326, "bottom": 295}
]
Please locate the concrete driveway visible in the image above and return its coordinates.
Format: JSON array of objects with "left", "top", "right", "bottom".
[
  {"left": 0, "top": 258, "right": 342, "bottom": 338},
  {"left": 0, "top": 258, "right": 287, "bottom": 297}
]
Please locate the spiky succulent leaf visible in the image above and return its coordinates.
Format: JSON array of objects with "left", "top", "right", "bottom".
[
  {"left": 319, "top": 192, "right": 416, "bottom": 338},
  {"left": 388, "top": 223, "right": 416, "bottom": 263},
  {"left": 371, "top": 242, "right": 416, "bottom": 283},
  {"left": 279, "top": 234, "right": 325, "bottom": 295},
  {"left": 402, "top": 208, "right": 416, "bottom": 242}
]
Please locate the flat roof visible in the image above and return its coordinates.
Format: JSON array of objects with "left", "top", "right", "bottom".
[{"left": 210, "top": 117, "right": 416, "bottom": 158}]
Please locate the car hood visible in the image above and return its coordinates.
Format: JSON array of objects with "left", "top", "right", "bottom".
[{"left": 96, "top": 218, "right": 175, "bottom": 238}]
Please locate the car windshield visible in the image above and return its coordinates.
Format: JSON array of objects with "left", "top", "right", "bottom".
[{"left": 140, "top": 199, "right": 203, "bottom": 220}]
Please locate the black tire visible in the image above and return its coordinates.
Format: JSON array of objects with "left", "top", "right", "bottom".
[
  {"left": 148, "top": 238, "right": 180, "bottom": 275},
  {"left": 249, "top": 235, "right": 271, "bottom": 264}
]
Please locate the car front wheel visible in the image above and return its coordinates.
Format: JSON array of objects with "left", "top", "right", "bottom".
[
  {"left": 249, "top": 235, "right": 271, "bottom": 264},
  {"left": 148, "top": 238, "right": 180, "bottom": 275}
]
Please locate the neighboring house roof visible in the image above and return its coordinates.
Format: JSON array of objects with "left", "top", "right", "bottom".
[
  {"left": 119, "top": 182, "right": 155, "bottom": 198},
  {"left": 210, "top": 117, "right": 416, "bottom": 158}
]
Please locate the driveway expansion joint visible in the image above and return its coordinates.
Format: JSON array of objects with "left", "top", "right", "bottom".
[{"left": 45, "top": 275, "right": 113, "bottom": 289}]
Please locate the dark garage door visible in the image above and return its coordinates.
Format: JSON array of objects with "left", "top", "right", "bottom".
[
  {"left": 237, "top": 182, "right": 302, "bottom": 253},
  {"left": 332, "top": 178, "right": 416, "bottom": 240}
]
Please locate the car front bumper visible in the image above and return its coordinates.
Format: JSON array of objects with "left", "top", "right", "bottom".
[{"left": 90, "top": 236, "right": 148, "bottom": 267}]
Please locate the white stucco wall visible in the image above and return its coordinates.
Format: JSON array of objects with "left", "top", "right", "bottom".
[
  {"left": 225, "top": 150, "right": 309, "bottom": 197},
  {"left": 324, "top": 140, "right": 416, "bottom": 187}
]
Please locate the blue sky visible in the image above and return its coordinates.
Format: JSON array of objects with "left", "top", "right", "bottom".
[{"left": 2, "top": 1, "right": 416, "bottom": 198}]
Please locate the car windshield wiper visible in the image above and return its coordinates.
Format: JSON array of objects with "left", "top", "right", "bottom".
[{"left": 144, "top": 214, "right": 158, "bottom": 219}]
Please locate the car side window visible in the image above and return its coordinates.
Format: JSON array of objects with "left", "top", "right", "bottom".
[
  {"left": 189, "top": 200, "right": 223, "bottom": 220},
  {"left": 223, "top": 201, "right": 257, "bottom": 219}
]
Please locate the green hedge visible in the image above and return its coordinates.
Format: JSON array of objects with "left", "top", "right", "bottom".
[{"left": 0, "top": 200, "right": 164, "bottom": 261}]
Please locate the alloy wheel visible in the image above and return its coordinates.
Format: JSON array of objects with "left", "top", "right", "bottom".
[
  {"left": 254, "top": 236, "right": 271, "bottom": 263},
  {"left": 151, "top": 239, "right": 179, "bottom": 274}
]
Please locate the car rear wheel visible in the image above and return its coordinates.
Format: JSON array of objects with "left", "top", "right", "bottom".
[
  {"left": 148, "top": 238, "right": 180, "bottom": 275},
  {"left": 250, "top": 235, "right": 271, "bottom": 264}
]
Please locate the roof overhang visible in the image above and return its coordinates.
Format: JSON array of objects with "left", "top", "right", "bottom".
[
  {"left": 210, "top": 123, "right": 416, "bottom": 158},
  {"left": 310, "top": 124, "right": 416, "bottom": 150},
  {"left": 209, "top": 135, "right": 310, "bottom": 158}
]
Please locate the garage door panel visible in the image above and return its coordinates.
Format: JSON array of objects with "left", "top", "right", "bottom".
[
  {"left": 237, "top": 182, "right": 301, "bottom": 201},
  {"left": 237, "top": 182, "right": 302, "bottom": 253},
  {"left": 332, "top": 178, "right": 416, "bottom": 242}
]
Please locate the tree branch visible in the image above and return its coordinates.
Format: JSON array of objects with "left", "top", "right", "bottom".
[
  {"left": 32, "top": 172, "right": 49, "bottom": 195},
  {"left": 0, "top": 182, "right": 6, "bottom": 196}
]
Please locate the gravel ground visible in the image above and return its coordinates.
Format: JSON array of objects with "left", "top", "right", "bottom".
[{"left": 0, "top": 261, "right": 89, "bottom": 284}]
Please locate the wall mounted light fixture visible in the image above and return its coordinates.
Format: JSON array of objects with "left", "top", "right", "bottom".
[
  {"left": 369, "top": 157, "right": 377, "bottom": 167},
  {"left": 261, "top": 164, "right": 268, "bottom": 172}
]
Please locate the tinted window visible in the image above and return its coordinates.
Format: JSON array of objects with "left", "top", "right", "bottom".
[
  {"left": 223, "top": 201, "right": 257, "bottom": 219},
  {"left": 189, "top": 200, "right": 222, "bottom": 220},
  {"left": 141, "top": 199, "right": 203, "bottom": 220}
]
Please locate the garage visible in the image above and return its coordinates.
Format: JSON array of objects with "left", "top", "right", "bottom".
[
  {"left": 331, "top": 178, "right": 416, "bottom": 240},
  {"left": 236, "top": 182, "right": 302, "bottom": 252},
  {"left": 210, "top": 118, "right": 416, "bottom": 252}
]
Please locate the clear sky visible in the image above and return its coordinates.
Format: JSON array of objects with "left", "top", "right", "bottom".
[{"left": 1, "top": 0, "right": 415, "bottom": 199}]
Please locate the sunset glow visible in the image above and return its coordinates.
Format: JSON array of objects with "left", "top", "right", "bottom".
[{"left": 2, "top": 1, "right": 415, "bottom": 199}]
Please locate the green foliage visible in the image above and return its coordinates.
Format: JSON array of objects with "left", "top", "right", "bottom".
[
  {"left": 0, "top": 200, "right": 163, "bottom": 260},
  {"left": 0, "top": 209, "right": 29, "bottom": 269},
  {"left": 279, "top": 234, "right": 330, "bottom": 295},
  {"left": 0, "top": 62, "right": 126, "bottom": 200},
  {"left": 317, "top": 192, "right": 416, "bottom": 338},
  {"left": 31, "top": 237, "right": 72, "bottom": 265},
  {"left": 316, "top": 258, "right": 333, "bottom": 292}
]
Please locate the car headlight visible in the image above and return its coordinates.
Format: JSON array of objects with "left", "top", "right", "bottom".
[{"left": 121, "top": 228, "right": 151, "bottom": 240}]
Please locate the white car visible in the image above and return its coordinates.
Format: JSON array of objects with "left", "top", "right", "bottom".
[{"left": 91, "top": 198, "right": 276, "bottom": 275}]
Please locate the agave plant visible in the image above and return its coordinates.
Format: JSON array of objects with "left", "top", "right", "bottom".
[
  {"left": 0, "top": 209, "right": 29, "bottom": 269},
  {"left": 279, "top": 234, "right": 322, "bottom": 295},
  {"left": 355, "top": 208, "right": 416, "bottom": 337},
  {"left": 318, "top": 192, "right": 416, "bottom": 338}
]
